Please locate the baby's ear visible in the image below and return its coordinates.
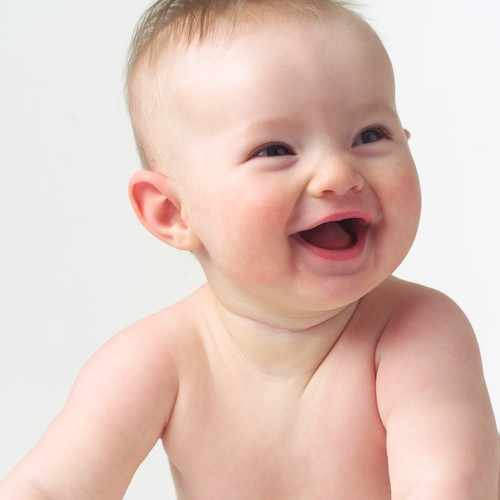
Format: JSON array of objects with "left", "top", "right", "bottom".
[
  {"left": 404, "top": 129, "right": 411, "bottom": 140},
  {"left": 128, "top": 170, "right": 201, "bottom": 251}
]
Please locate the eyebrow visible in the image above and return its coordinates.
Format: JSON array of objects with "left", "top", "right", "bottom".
[
  {"left": 230, "top": 117, "right": 301, "bottom": 147},
  {"left": 349, "top": 102, "right": 399, "bottom": 118},
  {"left": 236, "top": 103, "right": 399, "bottom": 134},
  {"left": 238, "top": 115, "right": 298, "bottom": 132}
]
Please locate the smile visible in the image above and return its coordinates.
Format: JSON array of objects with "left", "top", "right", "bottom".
[{"left": 294, "top": 216, "right": 371, "bottom": 260}]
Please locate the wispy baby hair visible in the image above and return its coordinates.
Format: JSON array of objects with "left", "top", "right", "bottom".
[
  {"left": 127, "top": 0, "right": 358, "bottom": 77},
  {"left": 126, "top": 0, "right": 360, "bottom": 170}
]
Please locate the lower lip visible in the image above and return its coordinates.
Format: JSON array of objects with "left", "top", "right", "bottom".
[{"left": 293, "top": 224, "right": 370, "bottom": 262}]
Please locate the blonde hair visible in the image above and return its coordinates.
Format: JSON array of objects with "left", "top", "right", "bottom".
[{"left": 125, "top": 0, "right": 362, "bottom": 170}]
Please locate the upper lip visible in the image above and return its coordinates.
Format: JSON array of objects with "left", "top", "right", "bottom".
[{"left": 296, "top": 211, "right": 374, "bottom": 233}]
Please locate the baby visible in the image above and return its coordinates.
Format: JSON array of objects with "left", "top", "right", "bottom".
[{"left": 1, "top": 0, "right": 499, "bottom": 498}]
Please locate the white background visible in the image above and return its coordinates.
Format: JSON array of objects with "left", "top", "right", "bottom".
[{"left": 0, "top": 1, "right": 498, "bottom": 498}]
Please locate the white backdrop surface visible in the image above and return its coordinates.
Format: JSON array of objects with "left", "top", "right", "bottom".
[{"left": 1, "top": 1, "right": 498, "bottom": 498}]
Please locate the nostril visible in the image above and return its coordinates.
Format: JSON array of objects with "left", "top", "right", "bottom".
[{"left": 307, "top": 162, "right": 365, "bottom": 197}]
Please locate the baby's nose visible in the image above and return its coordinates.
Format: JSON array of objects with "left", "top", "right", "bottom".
[{"left": 306, "top": 155, "right": 365, "bottom": 198}]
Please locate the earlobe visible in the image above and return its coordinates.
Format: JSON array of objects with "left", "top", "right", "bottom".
[
  {"left": 128, "top": 170, "right": 201, "bottom": 251},
  {"left": 404, "top": 129, "right": 411, "bottom": 140}
]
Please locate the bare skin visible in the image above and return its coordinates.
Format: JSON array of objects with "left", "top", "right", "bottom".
[
  {"left": 0, "top": 10, "right": 498, "bottom": 500},
  {"left": 1, "top": 278, "right": 497, "bottom": 499},
  {"left": 166, "top": 279, "right": 406, "bottom": 499},
  {"left": 163, "top": 279, "right": 497, "bottom": 499}
]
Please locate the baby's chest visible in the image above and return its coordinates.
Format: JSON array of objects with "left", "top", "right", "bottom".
[{"left": 164, "top": 358, "right": 390, "bottom": 499}]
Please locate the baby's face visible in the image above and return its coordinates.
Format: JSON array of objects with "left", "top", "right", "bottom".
[{"left": 154, "top": 14, "right": 421, "bottom": 323}]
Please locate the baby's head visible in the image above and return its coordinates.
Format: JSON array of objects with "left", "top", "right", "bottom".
[
  {"left": 127, "top": 0, "right": 421, "bottom": 321},
  {"left": 125, "top": 0, "right": 379, "bottom": 173}
]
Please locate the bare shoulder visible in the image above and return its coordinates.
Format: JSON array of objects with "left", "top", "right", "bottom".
[
  {"left": 371, "top": 276, "right": 491, "bottom": 429},
  {"left": 372, "top": 277, "right": 477, "bottom": 359},
  {"left": 73, "top": 284, "right": 212, "bottom": 422},
  {"left": 0, "top": 288, "right": 209, "bottom": 498},
  {"left": 81, "top": 289, "right": 200, "bottom": 389},
  {"left": 375, "top": 279, "right": 497, "bottom": 446},
  {"left": 371, "top": 282, "right": 498, "bottom": 497},
  {"left": 368, "top": 275, "right": 468, "bottom": 316},
  {"left": 371, "top": 277, "right": 482, "bottom": 393},
  {"left": 98, "top": 287, "right": 204, "bottom": 370}
]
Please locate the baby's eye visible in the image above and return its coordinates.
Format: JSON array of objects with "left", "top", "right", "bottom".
[
  {"left": 352, "top": 127, "right": 387, "bottom": 146},
  {"left": 255, "top": 144, "right": 293, "bottom": 157}
]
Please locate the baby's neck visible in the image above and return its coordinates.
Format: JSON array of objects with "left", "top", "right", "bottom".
[{"left": 208, "top": 290, "right": 359, "bottom": 384}]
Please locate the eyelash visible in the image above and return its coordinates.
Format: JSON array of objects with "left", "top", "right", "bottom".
[
  {"left": 250, "top": 126, "right": 390, "bottom": 159},
  {"left": 352, "top": 126, "right": 390, "bottom": 147},
  {"left": 252, "top": 143, "right": 295, "bottom": 158}
]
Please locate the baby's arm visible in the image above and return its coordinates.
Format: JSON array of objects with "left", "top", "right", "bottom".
[
  {"left": 0, "top": 317, "right": 178, "bottom": 499},
  {"left": 376, "top": 287, "right": 498, "bottom": 499}
]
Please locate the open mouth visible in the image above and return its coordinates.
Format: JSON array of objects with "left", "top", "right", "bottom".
[{"left": 298, "top": 218, "right": 367, "bottom": 251}]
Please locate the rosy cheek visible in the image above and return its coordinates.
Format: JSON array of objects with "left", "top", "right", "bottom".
[
  {"left": 232, "top": 187, "right": 291, "bottom": 222},
  {"left": 384, "top": 166, "right": 420, "bottom": 206}
]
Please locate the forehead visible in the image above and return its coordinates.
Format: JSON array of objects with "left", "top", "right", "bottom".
[{"left": 163, "top": 14, "right": 394, "bottom": 111}]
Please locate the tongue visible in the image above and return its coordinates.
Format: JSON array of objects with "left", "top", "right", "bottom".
[{"left": 300, "top": 222, "right": 352, "bottom": 250}]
